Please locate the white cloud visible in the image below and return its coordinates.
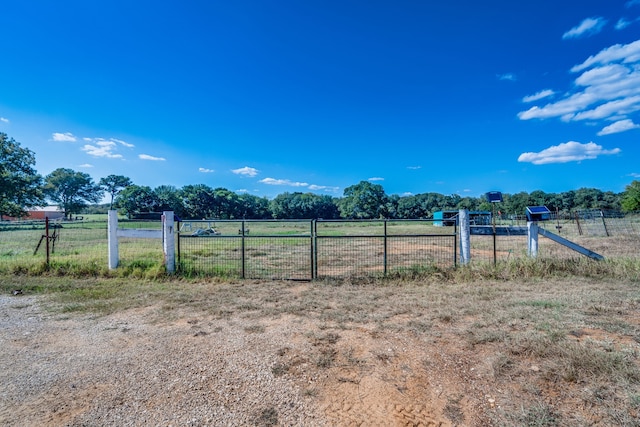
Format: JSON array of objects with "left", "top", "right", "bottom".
[
  {"left": 407, "top": 166, "right": 421, "bottom": 170},
  {"left": 597, "top": 119, "right": 640, "bottom": 135},
  {"left": 52, "top": 132, "right": 77, "bottom": 142},
  {"left": 368, "top": 177, "right": 384, "bottom": 181},
  {"left": 232, "top": 166, "right": 259, "bottom": 177},
  {"left": 308, "top": 184, "right": 340, "bottom": 193},
  {"left": 522, "top": 89, "right": 555, "bottom": 103},
  {"left": 199, "top": 167, "right": 215, "bottom": 173},
  {"left": 571, "top": 40, "right": 640, "bottom": 72},
  {"left": 518, "top": 39, "right": 640, "bottom": 131},
  {"left": 562, "top": 17, "right": 607, "bottom": 39},
  {"left": 259, "top": 178, "right": 308, "bottom": 187},
  {"left": 0, "top": 117, "right": 9, "bottom": 123},
  {"left": 78, "top": 163, "right": 94, "bottom": 168},
  {"left": 629, "top": 172, "right": 640, "bottom": 178},
  {"left": 82, "top": 140, "right": 124, "bottom": 159},
  {"left": 497, "top": 73, "right": 516, "bottom": 81},
  {"left": 139, "top": 154, "right": 166, "bottom": 161},
  {"left": 517, "top": 141, "right": 620, "bottom": 165},
  {"left": 616, "top": 18, "right": 632, "bottom": 30},
  {"left": 111, "top": 138, "right": 134, "bottom": 148}
]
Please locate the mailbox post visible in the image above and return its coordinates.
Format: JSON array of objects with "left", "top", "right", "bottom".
[{"left": 526, "top": 206, "right": 551, "bottom": 258}]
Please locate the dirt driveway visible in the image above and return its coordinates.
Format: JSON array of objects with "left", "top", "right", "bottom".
[{"left": 1, "top": 276, "right": 639, "bottom": 426}]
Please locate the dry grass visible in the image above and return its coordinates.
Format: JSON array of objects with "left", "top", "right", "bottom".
[{"left": 2, "top": 257, "right": 640, "bottom": 425}]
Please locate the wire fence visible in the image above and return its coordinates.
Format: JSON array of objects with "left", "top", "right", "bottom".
[
  {"left": 0, "top": 218, "right": 164, "bottom": 272},
  {"left": 1, "top": 212, "right": 639, "bottom": 277},
  {"left": 177, "top": 219, "right": 457, "bottom": 279}
]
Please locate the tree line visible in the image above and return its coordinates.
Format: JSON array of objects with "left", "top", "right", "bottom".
[{"left": 2, "top": 132, "right": 640, "bottom": 221}]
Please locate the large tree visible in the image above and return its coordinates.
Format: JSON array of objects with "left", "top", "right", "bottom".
[
  {"left": 338, "top": 181, "right": 389, "bottom": 219},
  {"left": 44, "top": 168, "right": 103, "bottom": 219},
  {"left": 99, "top": 174, "right": 132, "bottom": 210},
  {"left": 621, "top": 180, "right": 640, "bottom": 212},
  {"left": 0, "top": 133, "right": 44, "bottom": 218},
  {"left": 115, "top": 185, "right": 158, "bottom": 218}
]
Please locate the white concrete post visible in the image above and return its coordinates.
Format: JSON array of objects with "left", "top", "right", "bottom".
[
  {"left": 527, "top": 221, "right": 539, "bottom": 258},
  {"left": 459, "top": 209, "right": 471, "bottom": 265},
  {"left": 108, "top": 210, "right": 119, "bottom": 269},
  {"left": 163, "top": 211, "right": 176, "bottom": 273}
]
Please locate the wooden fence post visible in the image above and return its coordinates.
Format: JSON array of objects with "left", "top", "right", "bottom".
[{"left": 108, "top": 210, "right": 119, "bottom": 269}]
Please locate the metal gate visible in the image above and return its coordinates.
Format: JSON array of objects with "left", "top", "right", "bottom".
[{"left": 177, "top": 219, "right": 457, "bottom": 280}]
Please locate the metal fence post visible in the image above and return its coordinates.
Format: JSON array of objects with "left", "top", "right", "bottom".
[
  {"left": 383, "top": 220, "right": 388, "bottom": 275},
  {"left": 241, "top": 220, "right": 246, "bottom": 279},
  {"left": 45, "top": 216, "right": 50, "bottom": 266},
  {"left": 310, "top": 219, "right": 315, "bottom": 280}
]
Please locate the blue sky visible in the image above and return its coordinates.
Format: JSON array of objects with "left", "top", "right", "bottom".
[{"left": 1, "top": 1, "right": 640, "bottom": 200}]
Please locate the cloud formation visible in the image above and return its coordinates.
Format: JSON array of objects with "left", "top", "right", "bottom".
[
  {"left": 517, "top": 141, "right": 620, "bottom": 165},
  {"left": 52, "top": 132, "right": 77, "bottom": 142},
  {"left": 497, "top": 73, "right": 516, "bottom": 81},
  {"left": 232, "top": 166, "right": 259, "bottom": 177},
  {"left": 82, "top": 140, "right": 123, "bottom": 159},
  {"left": 562, "top": 17, "right": 607, "bottom": 39},
  {"left": 259, "top": 178, "right": 308, "bottom": 187},
  {"left": 139, "top": 154, "right": 166, "bottom": 161},
  {"left": 522, "top": 89, "right": 555, "bottom": 103},
  {"left": 199, "top": 167, "right": 215, "bottom": 173},
  {"left": 518, "top": 39, "right": 640, "bottom": 135},
  {"left": 597, "top": 119, "right": 640, "bottom": 135},
  {"left": 368, "top": 177, "right": 384, "bottom": 181},
  {"left": 0, "top": 117, "right": 9, "bottom": 123},
  {"left": 308, "top": 184, "right": 340, "bottom": 193}
]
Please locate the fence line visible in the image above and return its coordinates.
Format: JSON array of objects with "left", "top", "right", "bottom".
[
  {"left": 1, "top": 212, "right": 640, "bottom": 278},
  {"left": 177, "top": 219, "right": 457, "bottom": 279}
]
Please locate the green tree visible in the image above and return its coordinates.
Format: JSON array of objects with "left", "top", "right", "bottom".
[
  {"left": 0, "top": 133, "right": 44, "bottom": 218},
  {"left": 115, "top": 185, "right": 158, "bottom": 218},
  {"left": 179, "top": 184, "right": 214, "bottom": 219},
  {"left": 621, "top": 180, "right": 640, "bottom": 212},
  {"left": 99, "top": 174, "right": 132, "bottom": 210},
  {"left": 44, "top": 168, "right": 103, "bottom": 219},
  {"left": 153, "top": 185, "right": 186, "bottom": 217},
  {"left": 270, "top": 192, "right": 340, "bottom": 219},
  {"left": 210, "top": 187, "right": 241, "bottom": 219},
  {"left": 338, "top": 181, "right": 389, "bottom": 219},
  {"left": 238, "top": 193, "right": 271, "bottom": 219}
]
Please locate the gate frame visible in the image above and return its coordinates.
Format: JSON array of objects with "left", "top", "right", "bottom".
[{"left": 107, "top": 210, "right": 176, "bottom": 272}]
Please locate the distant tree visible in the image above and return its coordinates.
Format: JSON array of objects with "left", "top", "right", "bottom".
[
  {"left": 0, "top": 133, "right": 44, "bottom": 218},
  {"left": 115, "top": 185, "right": 157, "bottom": 218},
  {"left": 238, "top": 193, "right": 271, "bottom": 219},
  {"left": 338, "top": 181, "right": 389, "bottom": 219},
  {"left": 44, "top": 168, "right": 103, "bottom": 219},
  {"left": 99, "top": 174, "right": 132, "bottom": 210},
  {"left": 270, "top": 192, "right": 340, "bottom": 219},
  {"left": 179, "top": 184, "right": 214, "bottom": 219},
  {"left": 153, "top": 185, "right": 186, "bottom": 217},
  {"left": 210, "top": 187, "right": 241, "bottom": 219},
  {"left": 621, "top": 181, "right": 640, "bottom": 212}
]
